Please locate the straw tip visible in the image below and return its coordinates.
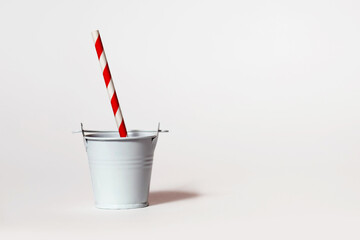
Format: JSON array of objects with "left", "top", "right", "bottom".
[{"left": 91, "top": 30, "right": 100, "bottom": 38}]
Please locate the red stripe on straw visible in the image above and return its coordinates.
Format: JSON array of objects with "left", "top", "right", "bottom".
[
  {"left": 119, "top": 121, "right": 127, "bottom": 137},
  {"left": 111, "top": 92, "right": 119, "bottom": 115},
  {"left": 95, "top": 37, "right": 103, "bottom": 59},
  {"left": 103, "top": 64, "right": 112, "bottom": 87}
]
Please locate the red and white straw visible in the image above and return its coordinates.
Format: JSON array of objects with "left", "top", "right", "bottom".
[{"left": 91, "top": 30, "right": 127, "bottom": 137}]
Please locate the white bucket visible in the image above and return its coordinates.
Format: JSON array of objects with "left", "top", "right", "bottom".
[{"left": 81, "top": 124, "right": 166, "bottom": 209}]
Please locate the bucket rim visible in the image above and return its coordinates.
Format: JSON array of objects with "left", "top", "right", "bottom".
[{"left": 83, "top": 130, "right": 161, "bottom": 141}]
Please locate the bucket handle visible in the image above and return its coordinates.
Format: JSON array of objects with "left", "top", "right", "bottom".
[
  {"left": 71, "top": 123, "right": 88, "bottom": 150},
  {"left": 151, "top": 122, "right": 169, "bottom": 142},
  {"left": 80, "top": 122, "right": 85, "bottom": 138},
  {"left": 80, "top": 123, "right": 88, "bottom": 150},
  {"left": 71, "top": 123, "right": 86, "bottom": 136}
]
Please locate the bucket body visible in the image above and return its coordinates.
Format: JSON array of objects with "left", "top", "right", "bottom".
[{"left": 83, "top": 130, "right": 159, "bottom": 209}]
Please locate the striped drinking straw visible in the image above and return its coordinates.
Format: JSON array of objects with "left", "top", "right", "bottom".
[{"left": 91, "top": 30, "right": 127, "bottom": 137}]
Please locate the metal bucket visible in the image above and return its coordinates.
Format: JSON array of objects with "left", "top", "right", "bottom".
[{"left": 80, "top": 124, "right": 167, "bottom": 209}]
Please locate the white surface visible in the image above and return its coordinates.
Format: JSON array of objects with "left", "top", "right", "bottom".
[{"left": 1, "top": 0, "right": 360, "bottom": 239}]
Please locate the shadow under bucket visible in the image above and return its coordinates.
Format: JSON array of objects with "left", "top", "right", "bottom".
[{"left": 81, "top": 124, "right": 167, "bottom": 210}]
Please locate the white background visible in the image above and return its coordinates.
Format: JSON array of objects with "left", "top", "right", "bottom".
[{"left": 1, "top": 0, "right": 360, "bottom": 239}]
